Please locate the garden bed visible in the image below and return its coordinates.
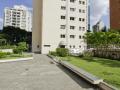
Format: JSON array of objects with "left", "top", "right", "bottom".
[
  {"left": 60, "top": 56, "right": 120, "bottom": 89},
  {"left": 0, "top": 53, "right": 32, "bottom": 60}
]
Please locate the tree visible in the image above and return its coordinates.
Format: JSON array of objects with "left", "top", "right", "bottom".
[
  {"left": 85, "top": 31, "right": 120, "bottom": 49},
  {"left": 2, "top": 26, "right": 32, "bottom": 46}
]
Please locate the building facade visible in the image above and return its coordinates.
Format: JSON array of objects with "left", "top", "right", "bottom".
[
  {"left": 4, "top": 5, "right": 32, "bottom": 32},
  {"left": 32, "top": 0, "right": 88, "bottom": 54},
  {"left": 92, "top": 20, "right": 105, "bottom": 32},
  {"left": 110, "top": 0, "right": 120, "bottom": 30}
]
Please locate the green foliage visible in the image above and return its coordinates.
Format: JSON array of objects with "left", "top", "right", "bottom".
[
  {"left": 83, "top": 51, "right": 93, "bottom": 57},
  {"left": 85, "top": 31, "right": 120, "bottom": 48},
  {"left": 49, "top": 51, "right": 58, "bottom": 56},
  {"left": 62, "top": 56, "right": 120, "bottom": 88},
  {"left": 17, "top": 42, "right": 28, "bottom": 51},
  {"left": 56, "top": 48, "right": 69, "bottom": 57},
  {"left": 83, "top": 51, "right": 93, "bottom": 60},
  {"left": 13, "top": 48, "right": 22, "bottom": 54},
  {"left": 2, "top": 26, "right": 32, "bottom": 45},
  {"left": 0, "top": 52, "right": 7, "bottom": 58},
  {"left": 13, "top": 42, "right": 28, "bottom": 54}
]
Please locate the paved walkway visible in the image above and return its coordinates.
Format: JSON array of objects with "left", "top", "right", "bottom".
[{"left": 0, "top": 54, "right": 96, "bottom": 90}]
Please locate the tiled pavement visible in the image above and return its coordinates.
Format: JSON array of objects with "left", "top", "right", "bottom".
[{"left": 0, "top": 54, "right": 97, "bottom": 90}]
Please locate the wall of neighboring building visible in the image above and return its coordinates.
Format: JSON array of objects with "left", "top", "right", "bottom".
[
  {"left": 32, "top": 0, "right": 43, "bottom": 53},
  {"left": 110, "top": 0, "right": 120, "bottom": 30},
  {"left": 33, "top": 0, "right": 88, "bottom": 54}
]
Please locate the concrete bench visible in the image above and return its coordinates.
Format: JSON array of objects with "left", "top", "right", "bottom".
[{"left": 60, "top": 60, "right": 103, "bottom": 85}]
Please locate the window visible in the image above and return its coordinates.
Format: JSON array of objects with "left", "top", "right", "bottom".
[
  {"left": 82, "top": 10, "right": 85, "bottom": 13},
  {"left": 79, "top": 27, "right": 82, "bottom": 30},
  {"left": 61, "top": 34, "right": 66, "bottom": 38},
  {"left": 73, "top": 45, "right": 75, "bottom": 48},
  {"left": 79, "top": 1, "right": 82, "bottom": 4},
  {"left": 70, "top": 26, "right": 75, "bottom": 29},
  {"left": 61, "top": 16, "right": 66, "bottom": 19},
  {"left": 82, "top": 18, "right": 85, "bottom": 22},
  {"left": 79, "top": 9, "right": 81, "bottom": 13},
  {"left": 79, "top": 0, "right": 85, "bottom": 5},
  {"left": 83, "top": 27, "right": 85, "bottom": 31},
  {"left": 79, "top": 18, "right": 85, "bottom": 22},
  {"left": 60, "top": 25, "right": 66, "bottom": 29},
  {"left": 79, "top": 35, "right": 81, "bottom": 39},
  {"left": 82, "top": 1, "right": 85, "bottom": 5},
  {"left": 79, "top": 45, "right": 81, "bottom": 48},
  {"left": 70, "top": 35, "right": 75, "bottom": 38},
  {"left": 70, "top": 0, "right": 75, "bottom": 3},
  {"left": 70, "top": 17, "right": 75, "bottom": 20},
  {"left": 70, "top": 8, "right": 76, "bottom": 11},
  {"left": 44, "top": 45, "right": 51, "bottom": 47},
  {"left": 61, "top": 6, "right": 66, "bottom": 10},
  {"left": 79, "top": 18, "right": 82, "bottom": 21},
  {"left": 82, "top": 36, "right": 85, "bottom": 39}
]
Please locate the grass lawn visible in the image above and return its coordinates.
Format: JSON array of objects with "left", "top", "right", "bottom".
[
  {"left": 0, "top": 53, "right": 33, "bottom": 60},
  {"left": 60, "top": 56, "right": 120, "bottom": 89}
]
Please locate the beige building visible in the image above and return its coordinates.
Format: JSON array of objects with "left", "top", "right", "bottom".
[{"left": 33, "top": 0, "right": 88, "bottom": 54}]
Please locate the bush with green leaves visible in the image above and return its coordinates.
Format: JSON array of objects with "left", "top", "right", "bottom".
[
  {"left": 83, "top": 51, "right": 93, "bottom": 60},
  {"left": 49, "top": 51, "right": 58, "bottom": 56},
  {"left": 0, "top": 52, "right": 7, "bottom": 58},
  {"left": 56, "top": 48, "right": 69, "bottom": 57},
  {"left": 13, "top": 42, "right": 28, "bottom": 54}
]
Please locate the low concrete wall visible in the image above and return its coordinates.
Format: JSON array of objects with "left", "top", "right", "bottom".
[
  {"left": 48, "top": 55, "right": 117, "bottom": 90},
  {"left": 99, "top": 82, "right": 117, "bottom": 90},
  {"left": 0, "top": 49, "right": 13, "bottom": 53}
]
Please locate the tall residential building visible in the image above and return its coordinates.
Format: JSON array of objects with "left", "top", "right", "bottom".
[
  {"left": 32, "top": 0, "right": 88, "bottom": 54},
  {"left": 4, "top": 5, "right": 32, "bottom": 32},
  {"left": 92, "top": 20, "right": 105, "bottom": 32},
  {"left": 110, "top": 0, "right": 120, "bottom": 30}
]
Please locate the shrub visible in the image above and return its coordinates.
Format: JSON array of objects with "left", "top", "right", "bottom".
[
  {"left": 56, "top": 48, "right": 69, "bottom": 57},
  {"left": 83, "top": 51, "right": 93, "bottom": 60},
  {"left": 79, "top": 53, "right": 84, "bottom": 58},
  {"left": 13, "top": 42, "right": 28, "bottom": 54},
  {"left": 0, "top": 52, "right": 7, "bottom": 58},
  {"left": 13, "top": 48, "right": 22, "bottom": 54},
  {"left": 17, "top": 42, "right": 28, "bottom": 51},
  {"left": 6, "top": 52, "right": 12, "bottom": 55},
  {"left": 49, "top": 51, "right": 58, "bottom": 56}
]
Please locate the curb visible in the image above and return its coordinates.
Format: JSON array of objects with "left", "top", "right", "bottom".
[{"left": 0, "top": 57, "right": 33, "bottom": 63}]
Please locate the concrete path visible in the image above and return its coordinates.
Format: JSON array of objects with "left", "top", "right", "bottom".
[{"left": 0, "top": 54, "right": 97, "bottom": 90}]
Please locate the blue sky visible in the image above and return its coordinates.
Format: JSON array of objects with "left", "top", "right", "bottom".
[
  {"left": 0, "top": 0, "right": 109, "bottom": 30},
  {"left": 90, "top": 0, "right": 109, "bottom": 28}
]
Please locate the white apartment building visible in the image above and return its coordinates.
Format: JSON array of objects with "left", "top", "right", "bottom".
[
  {"left": 32, "top": 0, "right": 88, "bottom": 54},
  {"left": 4, "top": 5, "right": 32, "bottom": 32}
]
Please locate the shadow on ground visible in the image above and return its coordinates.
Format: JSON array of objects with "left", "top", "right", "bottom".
[{"left": 56, "top": 64, "right": 99, "bottom": 90}]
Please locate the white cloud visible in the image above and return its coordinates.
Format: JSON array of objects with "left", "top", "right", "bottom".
[
  {"left": 90, "top": 0, "right": 109, "bottom": 25},
  {"left": 14, "top": 5, "right": 33, "bottom": 11}
]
